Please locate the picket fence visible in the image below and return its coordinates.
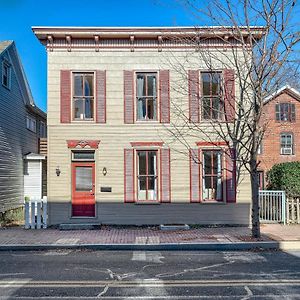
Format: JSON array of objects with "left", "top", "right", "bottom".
[
  {"left": 259, "top": 190, "right": 286, "bottom": 224},
  {"left": 24, "top": 197, "right": 47, "bottom": 229}
]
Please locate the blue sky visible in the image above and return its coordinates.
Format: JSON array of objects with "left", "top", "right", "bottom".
[{"left": 0, "top": 0, "right": 198, "bottom": 112}]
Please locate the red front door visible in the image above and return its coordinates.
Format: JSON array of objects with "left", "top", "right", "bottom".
[{"left": 72, "top": 162, "right": 95, "bottom": 217}]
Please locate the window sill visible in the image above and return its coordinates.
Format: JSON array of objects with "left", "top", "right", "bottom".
[
  {"left": 26, "top": 128, "right": 37, "bottom": 134},
  {"left": 201, "top": 200, "right": 226, "bottom": 204},
  {"left": 2, "top": 83, "right": 10, "bottom": 90},
  {"left": 135, "top": 120, "right": 160, "bottom": 124},
  {"left": 134, "top": 201, "right": 161, "bottom": 205}
]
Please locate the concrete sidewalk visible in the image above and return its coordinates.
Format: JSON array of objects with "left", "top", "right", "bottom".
[{"left": 0, "top": 224, "right": 299, "bottom": 251}]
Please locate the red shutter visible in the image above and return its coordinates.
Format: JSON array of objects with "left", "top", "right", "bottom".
[
  {"left": 60, "top": 70, "right": 71, "bottom": 123},
  {"left": 96, "top": 70, "right": 106, "bottom": 123},
  {"left": 160, "top": 148, "right": 171, "bottom": 202},
  {"left": 188, "top": 70, "right": 200, "bottom": 123},
  {"left": 223, "top": 69, "right": 235, "bottom": 122},
  {"left": 226, "top": 148, "right": 236, "bottom": 203},
  {"left": 190, "top": 148, "right": 200, "bottom": 202},
  {"left": 124, "top": 70, "right": 134, "bottom": 124},
  {"left": 159, "top": 70, "right": 170, "bottom": 123},
  {"left": 124, "top": 149, "right": 135, "bottom": 202}
]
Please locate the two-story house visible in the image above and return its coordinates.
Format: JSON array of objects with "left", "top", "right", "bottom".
[
  {"left": 258, "top": 85, "right": 300, "bottom": 188},
  {"left": 33, "top": 26, "right": 262, "bottom": 226},
  {"left": 0, "top": 41, "right": 46, "bottom": 214}
]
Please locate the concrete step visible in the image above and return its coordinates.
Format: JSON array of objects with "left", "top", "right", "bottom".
[
  {"left": 59, "top": 223, "right": 101, "bottom": 230},
  {"left": 160, "top": 224, "right": 190, "bottom": 231}
]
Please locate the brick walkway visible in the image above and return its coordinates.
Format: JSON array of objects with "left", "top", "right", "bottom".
[{"left": 0, "top": 224, "right": 298, "bottom": 246}]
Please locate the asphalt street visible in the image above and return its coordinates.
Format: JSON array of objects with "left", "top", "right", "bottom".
[{"left": 0, "top": 249, "right": 299, "bottom": 299}]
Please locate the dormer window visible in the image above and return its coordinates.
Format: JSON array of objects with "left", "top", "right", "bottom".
[
  {"left": 275, "top": 103, "right": 295, "bottom": 122},
  {"left": 2, "top": 60, "right": 11, "bottom": 89}
]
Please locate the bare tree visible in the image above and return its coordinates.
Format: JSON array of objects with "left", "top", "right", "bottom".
[{"left": 164, "top": 0, "right": 300, "bottom": 237}]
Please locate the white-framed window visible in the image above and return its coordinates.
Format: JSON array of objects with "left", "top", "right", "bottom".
[
  {"left": 39, "top": 121, "right": 46, "bottom": 138},
  {"left": 72, "top": 151, "right": 95, "bottom": 161},
  {"left": 2, "top": 60, "right": 11, "bottom": 89},
  {"left": 26, "top": 115, "right": 36, "bottom": 133},
  {"left": 276, "top": 103, "right": 295, "bottom": 122},
  {"left": 201, "top": 72, "right": 224, "bottom": 121},
  {"left": 136, "top": 72, "right": 158, "bottom": 121},
  {"left": 280, "top": 133, "right": 293, "bottom": 155},
  {"left": 136, "top": 150, "right": 158, "bottom": 201},
  {"left": 73, "top": 72, "right": 95, "bottom": 121},
  {"left": 202, "top": 150, "right": 223, "bottom": 201}
]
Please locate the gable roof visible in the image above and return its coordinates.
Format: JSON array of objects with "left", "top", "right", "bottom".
[
  {"left": 0, "top": 40, "right": 45, "bottom": 118},
  {"left": 264, "top": 85, "right": 300, "bottom": 104}
]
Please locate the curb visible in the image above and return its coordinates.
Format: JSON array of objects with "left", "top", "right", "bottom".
[{"left": 0, "top": 241, "right": 299, "bottom": 251}]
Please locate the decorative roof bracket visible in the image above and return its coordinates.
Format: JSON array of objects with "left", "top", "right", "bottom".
[
  {"left": 94, "top": 35, "right": 100, "bottom": 52},
  {"left": 66, "top": 35, "right": 72, "bottom": 52},
  {"left": 130, "top": 35, "right": 135, "bottom": 52}
]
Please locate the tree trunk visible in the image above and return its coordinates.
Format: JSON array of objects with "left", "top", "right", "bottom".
[{"left": 250, "top": 158, "right": 260, "bottom": 238}]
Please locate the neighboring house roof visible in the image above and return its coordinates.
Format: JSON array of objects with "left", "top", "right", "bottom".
[
  {"left": 0, "top": 40, "right": 46, "bottom": 119},
  {"left": 264, "top": 85, "right": 300, "bottom": 104},
  {"left": 0, "top": 40, "right": 13, "bottom": 55}
]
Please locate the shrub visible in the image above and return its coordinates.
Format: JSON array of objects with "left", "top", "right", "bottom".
[{"left": 267, "top": 161, "right": 300, "bottom": 197}]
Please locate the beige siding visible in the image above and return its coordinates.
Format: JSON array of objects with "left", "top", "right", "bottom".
[{"left": 47, "top": 49, "right": 251, "bottom": 213}]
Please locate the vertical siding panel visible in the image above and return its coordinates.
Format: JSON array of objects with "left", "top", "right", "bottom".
[
  {"left": 124, "top": 70, "right": 134, "bottom": 124},
  {"left": 124, "top": 148, "right": 135, "bottom": 202},
  {"left": 159, "top": 70, "right": 170, "bottom": 123},
  {"left": 60, "top": 70, "right": 71, "bottom": 123},
  {"left": 226, "top": 148, "right": 236, "bottom": 203},
  {"left": 188, "top": 70, "right": 200, "bottom": 123},
  {"left": 190, "top": 148, "right": 200, "bottom": 202},
  {"left": 96, "top": 70, "right": 106, "bottom": 123},
  {"left": 223, "top": 69, "right": 235, "bottom": 122},
  {"left": 160, "top": 148, "right": 171, "bottom": 202}
]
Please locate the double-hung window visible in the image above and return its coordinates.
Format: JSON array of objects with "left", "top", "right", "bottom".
[
  {"left": 280, "top": 133, "right": 293, "bottom": 155},
  {"left": 276, "top": 103, "right": 295, "bottom": 122},
  {"left": 73, "top": 73, "right": 94, "bottom": 120},
  {"left": 201, "top": 72, "right": 223, "bottom": 121},
  {"left": 2, "top": 61, "right": 11, "bottom": 89},
  {"left": 136, "top": 73, "right": 157, "bottom": 121},
  {"left": 202, "top": 150, "right": 223, "bottom": 201},
  {"left": 26, "top": 115, "right": 36, "bottom": 133},
  {"left": 137, "top": 150, "right": 158, "bottom": 201}
]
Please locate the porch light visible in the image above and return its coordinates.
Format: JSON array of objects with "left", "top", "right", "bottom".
[
  {"left": 56, "top": 166, "right": 61, "bottom": 176},
  {"left": 102, "top": 167, "right": 107, "bottom": 176}
]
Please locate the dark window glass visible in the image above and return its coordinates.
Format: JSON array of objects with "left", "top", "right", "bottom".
[
  {"left": 276, "top": 103, "right": 296, "bottom": 122},
  {"left": 201, "top": 72, "right": 223, "bottom": 120},
  {"left": 73, "top": 151, "right": 95, "bottom": 161},
  {"left": 73, "top": 73, "right": 94, "bottom": 120},
  {"left": 75, "top": 167, "right": 92, "bottom": 191},
  {"left": 136, "top": 73, "right": 157, "bottom": 121}
]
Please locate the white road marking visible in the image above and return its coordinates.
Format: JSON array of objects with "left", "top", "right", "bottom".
[
  {"left": 97, "top": 284, "right": 109, "bottom": 297},
  {"left": 241, "top": 286, "right": 253, "bottom": 300},
  {"left": 224, "top": 252, "right": 267, "bottom": 263},
  {"left": 55, "top": 238, "right": 80, "bottom": 244}
]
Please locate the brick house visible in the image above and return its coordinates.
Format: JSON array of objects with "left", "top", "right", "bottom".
[
  {"left": 32, "top": 26, "right": 263, "bottom": 226},
  {"left": 258, "top": 85, "right": 300, "bottom": 188}
]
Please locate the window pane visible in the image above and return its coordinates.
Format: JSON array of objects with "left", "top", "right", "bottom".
[
  {"left": 74, "top": 98, "right": 84, "bottom": 119},
  {"left": 211, "top": 73, "right": 221, "bottom": 95},
  {"left": 147, "top": 99, "right": 155, "bottom": 120},
  {"left": 138, "top": 152, "right": 147, "bottom": 175},
  {"left": 73, "top": 152, "right": 95, "bottom": 160},
  {"left": 84, "top": 75, "right": 94, "bottom": 96},
  {"left": 212, "top": 97, "right": 222, "bottom": 120},
  {"left": 148, "top": 177, "right": 157, "bottom": 200},
  {"left": 138, "top": 177, "right": 147, "bottom": 200},
  {"left": 137, "top": 74, "right": 146, "bottom": 97},
  {"left": 148, "top": 151, "right": 156, "bottom": 175},
  {"left": 147, "top": 75, "right": 156, "bottom": 96},
  {"left": 85, "top": 99, "right": 94, "bottom": 119},
  {"left": 74, "top": 75, "right": 83, "bottom": 96},
  {"left": 202, "top": 98, "right": 211, "bottom": 119},
  {"left": 137, "top": 98, "right": 146, "bottom": 120},
  {"left": 75, "top": 167, "right": 92, "bottom": 191},
  {"left": 203, "top": 151, "right": 212, "bottom": 175},
  {"left": 202, "top": 73, "right": 210, "bottom": 96}
]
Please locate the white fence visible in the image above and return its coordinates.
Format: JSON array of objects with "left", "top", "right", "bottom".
[
  {"left": 259, "top": 190, "right": 286, "bottom": 224},
  {"left": 24, "top": 197, "right": 47, "bottom": 229},
  {"left": 286, "top": 198, "right": 300, "bottom": 224}
]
